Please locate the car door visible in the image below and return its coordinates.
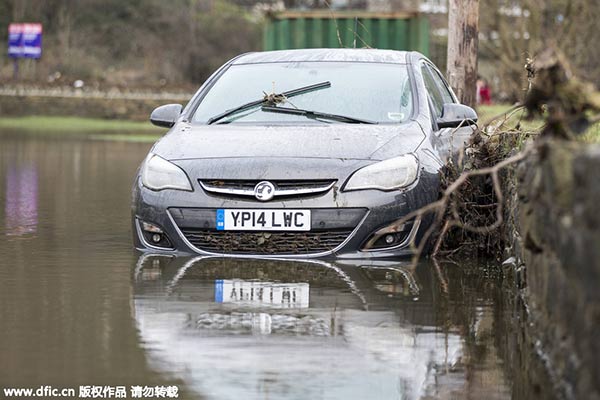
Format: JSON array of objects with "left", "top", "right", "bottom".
[{"left": 421, "top": 62, "right": 474, "bottom": 161}]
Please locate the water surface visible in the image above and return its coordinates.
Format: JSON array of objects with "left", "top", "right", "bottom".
[{"left": 0, "top": 133, "right": 554, "bottom": 399}]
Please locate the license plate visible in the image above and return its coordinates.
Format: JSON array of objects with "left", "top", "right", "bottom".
[{"left": 216, "top": 209, "right": 311, "bottom": 231}]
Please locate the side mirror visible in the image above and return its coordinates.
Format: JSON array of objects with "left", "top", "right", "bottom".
[
  {"left": 437, "top": 103, "right": 478, "bottom": 129},
  {"left": 150, "top": 104, "right": 183, "bottom": 128}
]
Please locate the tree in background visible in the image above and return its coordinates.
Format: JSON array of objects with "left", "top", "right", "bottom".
[
  {"left": 446, "top": 0, "right": 479, "bottom": 107},
  {"left": 0, "top": 0, "right": 261, "bottom": 87},
  {"left": 478, "top": 0, "right": 600, "bottom": 102},
  {"left": 1, "top": 0, "right": 598, "bottom": 95}
]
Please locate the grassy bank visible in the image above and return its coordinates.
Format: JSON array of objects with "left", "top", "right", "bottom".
[
  {"left": 0, "top": 116, "right": 165, "bottom": 143},
  {"left": 0, "top": 116, "right": 162, "bottom": 132},
  {"left": 477, "top": 104, "right": 600, "bottom": 143}
]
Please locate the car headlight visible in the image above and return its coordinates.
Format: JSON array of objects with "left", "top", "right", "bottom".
[
  {"left": 141, "top": 154, "right": 193, "bottom": 191},
  {"left": 344, "top": 154, "right": 419, "bottom": 191}
]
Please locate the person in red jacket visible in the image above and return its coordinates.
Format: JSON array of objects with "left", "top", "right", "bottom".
[{"left": 477, "top": 77, "right": 492, "bottom": 105}]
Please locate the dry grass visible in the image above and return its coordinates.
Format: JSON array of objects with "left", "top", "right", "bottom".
[{"left": 478, "top": 104, "right": 600, "bottom": 143}]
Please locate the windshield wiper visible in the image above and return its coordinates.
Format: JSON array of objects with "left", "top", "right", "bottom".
[
  {"left": 261, "top": 106, "right": 377, "bottom": 124},
  {"left": 207, "top": 81, "right": 331, "bottom": 125}
]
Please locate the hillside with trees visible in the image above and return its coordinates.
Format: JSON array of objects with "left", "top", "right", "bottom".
[
  {"left": 1, "top": 0, "right": 598, "bottom": 101},
  {"left": 0, "top": 0, "right": 264, "bottom": 89}
]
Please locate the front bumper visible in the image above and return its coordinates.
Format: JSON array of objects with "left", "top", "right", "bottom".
[{"left": 131, "top": 173, "right": 438, "bottom": 259}]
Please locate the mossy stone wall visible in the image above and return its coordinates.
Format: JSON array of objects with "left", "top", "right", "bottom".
[{"left": 512, "top": 140, "right": 600, "bottom": 400}]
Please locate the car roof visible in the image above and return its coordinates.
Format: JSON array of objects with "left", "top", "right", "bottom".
[{"left": 231, "top": 48, "right": 412, "bottom": 65}]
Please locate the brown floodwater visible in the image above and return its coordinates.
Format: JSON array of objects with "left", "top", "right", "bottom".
[{"left": 0, "top": 132, "right": 557, "bottom": 400}]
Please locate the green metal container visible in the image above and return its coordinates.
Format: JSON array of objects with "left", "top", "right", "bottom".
[{"left": 263, "top": 11, "right": 429, "bottom": 56}]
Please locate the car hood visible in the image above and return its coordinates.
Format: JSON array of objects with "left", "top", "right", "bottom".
[{"left": 152, "top": 122, "right": 426, "bottom": 162}]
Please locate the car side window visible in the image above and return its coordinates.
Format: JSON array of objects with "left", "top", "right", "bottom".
[
  {"left": 421, "top": 64, "right": 444, "bottom": 118},
  {"left": 428, "top": 65, "right": 455, "bottom": 105},
  {"left": 399, "top": 78, "right": 412, "bottom": 119}
]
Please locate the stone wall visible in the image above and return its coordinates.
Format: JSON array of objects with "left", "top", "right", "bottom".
[{"left": 509, "top": 140, "right": 600, "bottom": 400}]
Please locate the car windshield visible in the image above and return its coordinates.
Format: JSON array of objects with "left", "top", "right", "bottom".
[{"left": 192, "top": 62, "right": 413, "bottom": 124}]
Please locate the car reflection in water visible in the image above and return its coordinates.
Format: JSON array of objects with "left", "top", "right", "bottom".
[{"left": 132, "top": 255, "right": 482, "bottom": 400}]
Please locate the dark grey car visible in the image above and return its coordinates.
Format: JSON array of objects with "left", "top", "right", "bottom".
[{"left": 132, "top": 48, "right": 477, "bottom": 258}]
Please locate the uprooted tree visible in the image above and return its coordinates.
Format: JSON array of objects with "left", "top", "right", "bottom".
[{"left": 406, "top": 47, "right": 600, "bottom": 265}]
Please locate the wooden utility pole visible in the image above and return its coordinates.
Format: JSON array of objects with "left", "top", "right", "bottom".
[{"left": 446, "top": 0, "right": 479, "bottom": 108}]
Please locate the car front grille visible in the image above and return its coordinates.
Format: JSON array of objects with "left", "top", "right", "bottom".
[
  {"left": 179, "top": 228, "right": 353, "bottom": 255},
  {"left": 201, "top": 179, "right": 335, "bottom": 190},
  {"left": 198, "top": 179, "right": 336, "bottom": 199}
]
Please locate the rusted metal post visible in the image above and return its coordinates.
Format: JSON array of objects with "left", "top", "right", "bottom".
[{"left": 446, "top": 0, "right": 479, "bottom": 108}]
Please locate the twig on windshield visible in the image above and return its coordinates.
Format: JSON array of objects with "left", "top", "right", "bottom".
[
  {"left": 262, "top": 91, "right": 298, "bottom": 109},
  {"left": 262, "top": 91, "right": 286, "bottom": 106}
]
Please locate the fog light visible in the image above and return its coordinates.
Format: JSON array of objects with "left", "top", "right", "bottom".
[
  {"left": 138, "top": 219, "right": 173, "bottom": 249},
  {"left": 361, "top": 218, "right": 421, "bottom": 251}
]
